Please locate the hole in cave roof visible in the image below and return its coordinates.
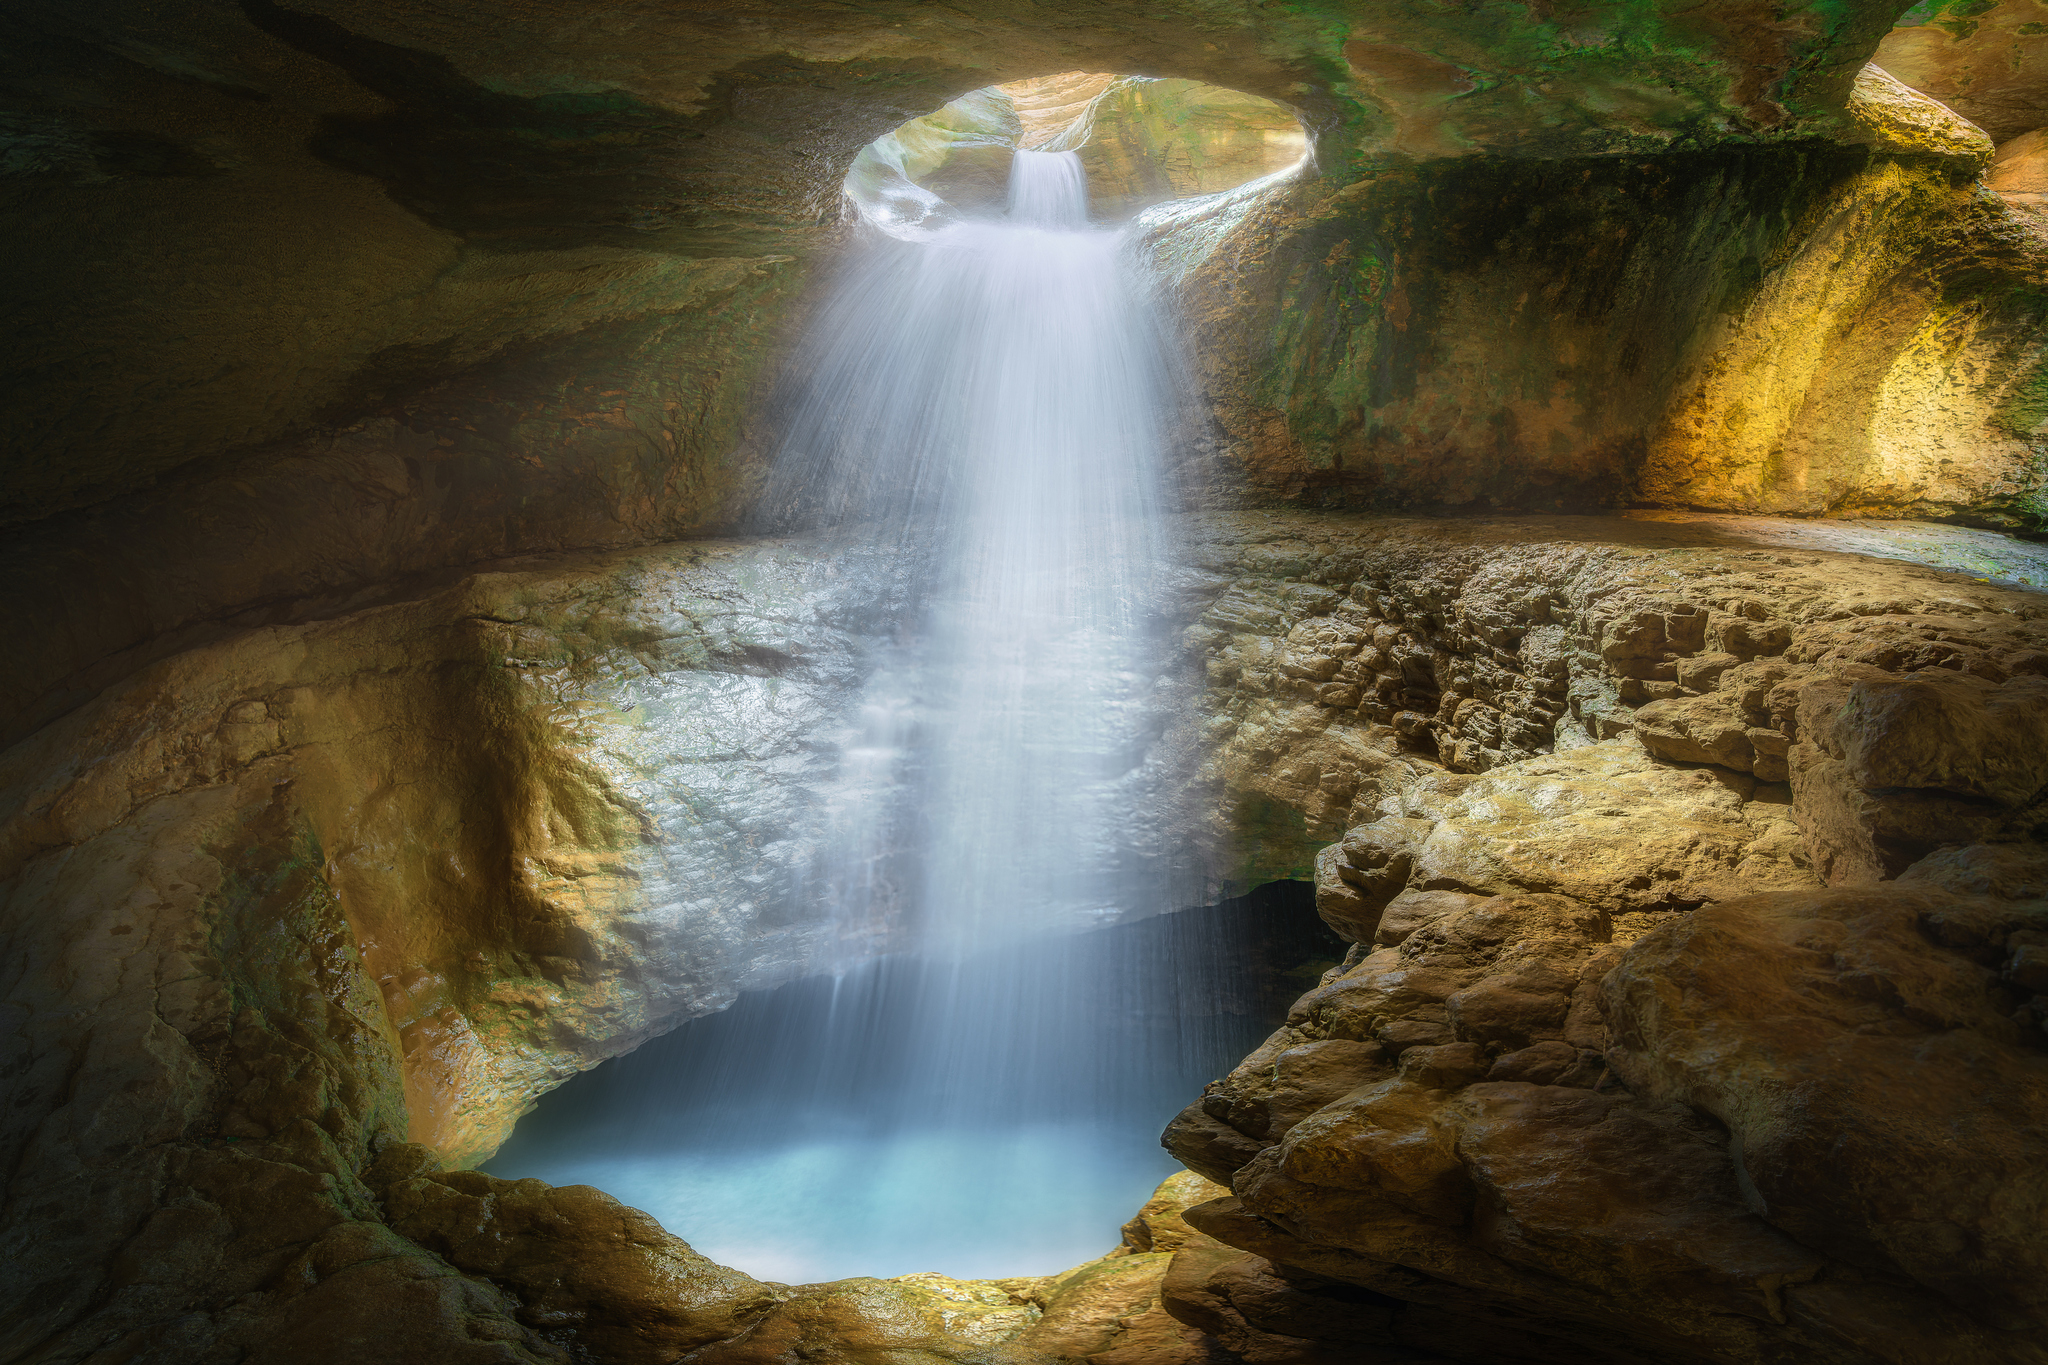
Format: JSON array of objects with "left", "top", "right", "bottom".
[{"left": 844, "top": 70, "right": 1308, "bottom": 237}]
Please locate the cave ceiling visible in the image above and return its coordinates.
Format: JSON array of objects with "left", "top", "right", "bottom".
[
  {"left": 7, "top": 6, "right": 2048, "bottom": 1363},
  {"left": 0, "top": 0, "right": 2019, "bottom": 528}
]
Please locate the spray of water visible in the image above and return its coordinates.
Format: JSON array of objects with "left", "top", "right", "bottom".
[
  {"left": 772, "top": 149, "right": 1182, "bottom": 962},
  {"left": 488, "top": 150, "right": 1274, "bottom": 1282}
]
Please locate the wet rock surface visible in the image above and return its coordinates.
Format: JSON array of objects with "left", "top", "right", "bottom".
[
  {"left": 8, "top": 5, "right": 2048, "bottom": 1360},
  {"left": 10, "top": 4, "right": 2048, "bottom": 784},
  {"left": 1154, "top": 517, "right": 2048, "bottom": 1364},
  {"left": 1162, "top": 869, "right": 2048, "bottom": 1364},
  {"left": 5, "top": 510, "right": 2048, "bottom": 1363},
  {"left": 0, "top": 0, "right": 1945, "bottom": 528}
]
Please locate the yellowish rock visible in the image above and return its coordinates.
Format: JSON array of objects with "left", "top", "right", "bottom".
[{"left": 1841, "top": 63, "right": 1994, "bottom": 166}]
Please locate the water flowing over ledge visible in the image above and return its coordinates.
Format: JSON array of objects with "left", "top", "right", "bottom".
[{"left": 492, "top": 147, "right": 1232, "bottom": 1278}]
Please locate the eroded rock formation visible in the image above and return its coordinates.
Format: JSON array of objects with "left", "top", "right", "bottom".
[
  {"left": 1157, "top": 521, "right": 2048, "bottom": 1363},
  {"left": 8, "top": 1, "right": 2048, "bottom": 1362},
  {"left": 1161, "top": 868, "right": 2048, "bottom": 1364},
  {"left": 7, "top": 506, "right": 2046, "bottom": 1362}
]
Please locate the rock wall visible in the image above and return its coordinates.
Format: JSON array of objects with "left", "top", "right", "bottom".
[
  {"left": 1159, "top": 83, "right": 2048, "bottom": 525},
  {"left": 1878, "top": 0, "right": 2048, "bottom": 142},
  {"left": 9, "top": 3, "right": 2048, "bottom": 1361},
  {"left": 10, "top": 3, "right": 2048, "bottom": 783},
  {"left": 1155, "top": 515, "right": 2048, "bottom": 1364},
  {"left": 8, "top": 509, "right": 2045, "bottom": 1361}
]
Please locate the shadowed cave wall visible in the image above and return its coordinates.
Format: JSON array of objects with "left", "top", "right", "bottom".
[{"left": 3, "top": 2, "right": 2048, "bottom": 1364}]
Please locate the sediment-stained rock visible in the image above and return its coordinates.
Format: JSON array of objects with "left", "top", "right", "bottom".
[
  {"left": 7, "top": 509, "right": 2047, "bottom": 1362},
  {"left": 1158, "top": 516, "right": 2048, "bottom": 1364},
  {"left": 1165, "top": 859, "right": 2048, "bottom": 1362}
]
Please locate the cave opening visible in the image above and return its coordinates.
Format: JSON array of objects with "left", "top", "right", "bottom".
[{"left": 483, "top": 73, "right": 1320, "bottom": 1281}]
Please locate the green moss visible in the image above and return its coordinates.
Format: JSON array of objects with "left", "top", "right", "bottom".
[
  {"left": 1190, "top": 144, "right": 2000, "bottom": 513},
  {"left": 1226, "top": 793, "right": 1320, "bottom": 888}
]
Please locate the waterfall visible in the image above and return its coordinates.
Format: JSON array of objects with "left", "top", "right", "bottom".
[
  {"left": 486, "top": 150, "right": 1284, "bottom": 1283},
  {"left": 778, "top": 148, "right": 1181, "bottom": 966}
]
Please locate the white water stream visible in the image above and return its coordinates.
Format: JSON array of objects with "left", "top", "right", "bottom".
[
  {"left": 488, "top": 151, "right": 1276, "bottom": 1282},
  {"left": 803, "top": 149, "right": 1174, "bottom": 954}
]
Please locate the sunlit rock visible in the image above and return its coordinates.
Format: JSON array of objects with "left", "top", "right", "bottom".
[
  {"left": 8, "top": 2, "right": 2048, "bottom": 1359},
  {"left": 1841, "top": 63, "right": 1993, "bottom": 166}
]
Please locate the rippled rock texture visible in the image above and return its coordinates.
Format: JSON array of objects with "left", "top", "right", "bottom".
[
  {"left": 11, "top": 1, "right": 2048, "bottom": 773},
  {"left": 5, "top": 509, "right": 2045, "bottom": 1362},
  {"left": 1159, "top": 516, "right": 2048, "bottom": 1364}
]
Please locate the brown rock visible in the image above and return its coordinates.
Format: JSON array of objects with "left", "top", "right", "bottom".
[
  {"left": 1163, "top": 1103, "right": 1275, "bottom": 1188},
  {"left": 1374, "top": 890, "right": 1486, "bottom": 947},
  {"left": 1788, "top": 742, "right": 2013, "bottom": 884},
  {"left": 1442, "top": 978, "right": 1570, "bottom": 1051},
  {"left": 1021, "top": 1254, "right": 1177, "bottom": 1360},
  {"left": 1086, "top": 1302, "right": 1242, "bottom": 1365},
  {"left": 681, "top": 1275, "right": 1040, "bottom": 1365},
  {"left": 1831, "top": 672, "right": 2048, "bottom": 807},
  {"left": 1404, "top": 742, "right": 1818, "bottom": 913},
  {"left": 1900, "top": 841, "right": 2048, "bottom": 901},
  {"left": 1632, "top": 692, "right": 1758, "bottom": 771},
  {"left": 1118, "top": 1171, "right": 1235, "bottom": 1257},
  {"left": 1483, "top": 1040, "right": 1595, "bottom": 1087},
  {"left": 386, "top": 1171, "right": 777, "bottom": 1363},
  {"left": 1604, "top": 885, "right": 2048, "bottom": 1332},
  {"left": 1394, "top": 1043, "right": 1491, "bottom": 1092}
]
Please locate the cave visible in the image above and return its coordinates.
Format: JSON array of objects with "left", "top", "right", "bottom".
[{"left": 3, "top": 4, "right": 2048, "bottom": 1365}]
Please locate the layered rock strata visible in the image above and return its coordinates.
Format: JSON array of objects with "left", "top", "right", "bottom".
[
  {"left": 1158, "top": 517, "right": 2048, "bottom": 1363},
  {"left": 6, "top": 510, "right": 2045, "bottom": 1362},
  {"left": 11, "top": 6, "right": 2048, "bottom": 784},
  {"left": 1161, "top": 867, "right": 2048, "bottom": 1364}
]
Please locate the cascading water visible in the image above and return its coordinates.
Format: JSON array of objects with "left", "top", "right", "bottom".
[
  {"left": 788, "top": 148, "right": 1176, "bottom": 962},
  {"left": 487, "top": 148, "right": 1318, "bottom": 1282}
]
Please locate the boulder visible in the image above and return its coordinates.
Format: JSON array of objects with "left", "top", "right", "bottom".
[
  {"left": 385, "top": 1169, "right": 778, "bottom": 1364},
  {"left": 1605, "top": 884, "right": 2048, "bottom": 1333},
  {"left": 1840, "top": 64, "right": 1994, "bottom": 167},
  {"left": 1169, "top": 874, "right": 2048, "bottom": 1363},
  {"left": 1394, "top": 741, "right": 1816, "bottom": 914}
]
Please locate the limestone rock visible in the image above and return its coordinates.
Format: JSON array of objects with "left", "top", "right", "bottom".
[
  {"left": 1167, "top": 890, "right": 1617, "bottom": 1197},
  {"left": 1375, "top": 890, "right": 1487, "bottom": 947},
  {"left": 1605, "top": 884, "right": 2048, "bottom": 1334},
  {"left": 1168, "top": 872, "right": 2048, "bottom": 1363},
  {"left": 1841, "top": 64, "right": 1994, "bottom": 166},
  {"left": 1787, "top": 668, "right": 2048, "bottom": 883},
  {"left": 673, "top": 1172, "right": 1239, "bottom": 1365},
  {"left": 385, "top": 1169, "right": 778, "bottom": 1363},
  {"left": 1829, "top": 671, "right": 2048, "bottom": 805},
  {"left": 1016, "top": 1255, "right": 1176, "bottom": 1361},
  {"left": 1899, "top": 840, "right": 2048, "bottom": 901},
  {"left": 1115, "top": 1170, "right": 1232, "bottom": 1257},
  {"left": 1016, "top": 1171, "right": 1236, "bottom": 1364},
  {"left": 1181, "top": 514, "right": 2048, "bottom": 907},
  {"left": 1990, "top": 128, "right": 2048, "bottom": 208},
  {"left": 10, "top": 508, "right": 2048, "bottom": 1362},
  {"left": 1157, "top": 1233, "right": 1445, "bottom": 1365},
  {"left": 1398, "top": 741, "right": 1817, "bottom": 912},
  {"left": 1308, "top": 735, "right": 1817, "bottom": 931},
  {"left": 679, "top": 1276, "right": 1043, "bottom": 1365},
  {"left": 1877, "top": 4, "right": 2048, "bottom": 144}
]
